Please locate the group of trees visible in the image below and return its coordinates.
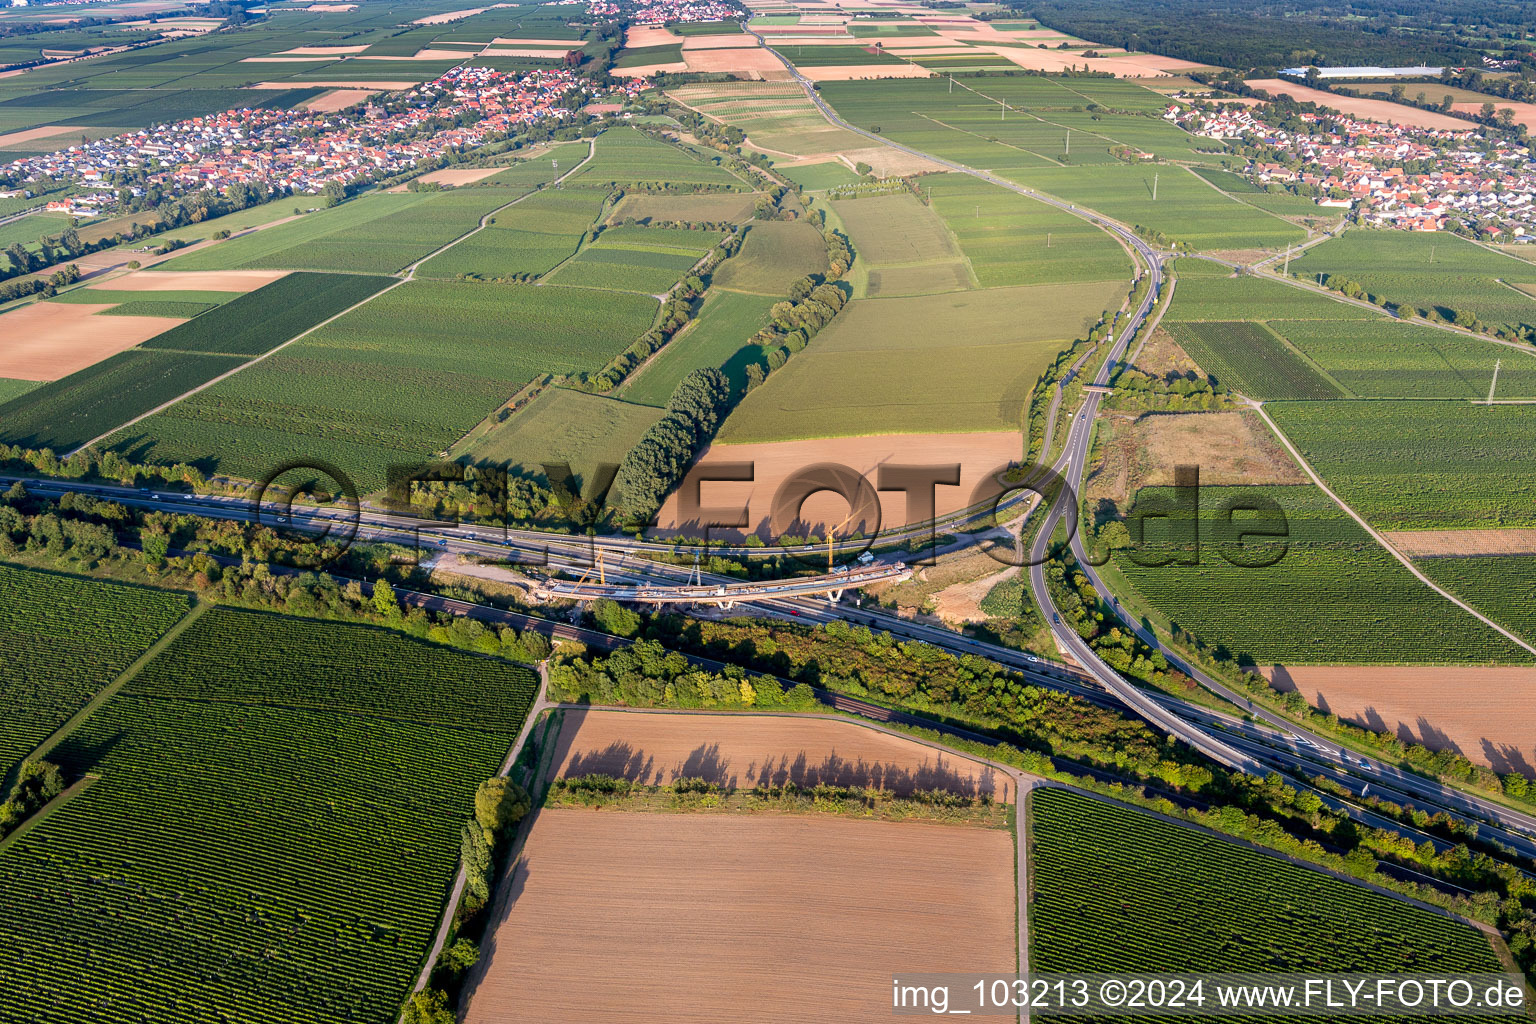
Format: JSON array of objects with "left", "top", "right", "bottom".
[
  {"left": 1043, "top": 551, "right": 1190, "bottom": 695},
  {"left": 611, "top": 368, "right": 732, "bottom": 526},
  {"left": 0, "top": 262, "right": 79, "bottom": 305},
  {"left": 743, "top": 276, "right": 848, "bottom": 394},
  {"left": 1310, "top": 271, "right": 1482, "bottom": 328},
  {"left": 0, "top": 179, "right": 283, "bottom": 293},
  {"left": 0, "top": 443, "right": 207, "bottom": 491},
  {"left": 0, "top": 760, "right": 65, "bottom": 839},
  {"left": 572, "top": 227, "right": 741, "bottom": 394},
  {"left": 548, "top": 636, "right": 821, "bottom": 711},
  {"left": 1109, "top": 368, "right": 1232, "bottom": 411}
]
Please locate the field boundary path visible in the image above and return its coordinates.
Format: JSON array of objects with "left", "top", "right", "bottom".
[
  {"left": 24, "top": 598, "right": 211, "bottom": 764},
  {"left": 0, "top": 774, "right": 99, "bottom": 856},
  {"left": 66, "top": 138, "right": 600, "bottom": 458},
  {"left": 410, "top": 663, "right": 552, "bottom": 998},
  {"left": 1248, "top": 399, "right": 1536, "bottom": 656}
]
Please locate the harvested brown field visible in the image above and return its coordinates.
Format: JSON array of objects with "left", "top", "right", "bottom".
[
  {"left": 304, "top": 3, "right": 356, "bottom": 10},
  {"left": 1385, "top": 529, "right": 1536, "bottom": 558},
  {"left": 1258, "top": 665, "right": 1536, "bottom": 776},
  {"left": 625, "top": 24, "right": 683, "bottom": 47},
  {"left": 1086, "top": 409, "right": 1305, "bottom": 510},
  {"left": 552, "top": 708, "right": 1015, "bottom": 800},
  {"left": 410, "top": 166, "right": 503, "bottom": 186},
  {"left": 413, "top": 6, "right": 493, "bottom": 24},
  {"left": 684, "top": 46, "right": 784, "bottom": 74},
  {"left": 357, "top": 49, "right": 472, "bottom": 59},
  {"left": 465, "top": 810, "right": 1016, "bottom": 1023},
  {"left": 611, "top": 62, "right": 689, "bottom": 77},
  {"left": 302, "top": 88, "right": 378, "bottom": 111},
  {"left": 1246, "top": 80, "right": 1473, "bottom": 130},
  {"left": 96, "top": 269, "right": 287, "bottom": 292},
  {"left": 0, "top": 302, "right": 185, "bottom": 380},
  {"left": 838, "top": 143, "right": 945, "bottom": 176},
  {"left": 991, "top": 46, "right": 1208, "bottom": 77},
  {"left": 0, "top": 124, "right": 78, "bottom": 148},
  {"left": 799, "top": 64, "right": 933, "bottom": 80},
  {"left": 653, "top": 430, "right": 1022, "bottom": 540}
]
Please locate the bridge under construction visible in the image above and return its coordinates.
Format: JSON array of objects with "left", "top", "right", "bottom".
[{"left": 529, "top": 561, "right": 912, "bottom": 608}]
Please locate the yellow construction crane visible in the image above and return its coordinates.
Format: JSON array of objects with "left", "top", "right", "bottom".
[{"left": 826, "top": 510, "right": 857, "bottom": 574}]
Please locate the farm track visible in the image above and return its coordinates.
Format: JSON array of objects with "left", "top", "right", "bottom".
[
  {"left": 65, "top": 138, "right": 599, "bottom": 458},
  {"left": 24, "top": 598, "right": 212, "bottom": 764}
]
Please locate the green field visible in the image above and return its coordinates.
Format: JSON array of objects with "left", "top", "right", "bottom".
[
  {"left": 921, "top": 173, "right": 1129, "bottom": 287},
  {"left": 157, "top": 189, "right": 539, "bottom": 274},
  {"left": 666, "top": 80, "right": 862, "bottom": 158},
  {"left": 612, "top": 42, "right": 683, "bottom": 67},
  {"left": 480, "top": 141, "right": 592, "bottom": 187},
  {"left": 1167, "top": 275, "right": 1379, "bottom": 322},
  {"left": 108, "top": 282, "right": 659, "bottom": 490},
  {"left": 621, "top": 288, "right": 779, "bottom": 406},
  {"left": 1109, "top": 485, "right": 1534, "bottom": 665},
  {"left": 831, "top": 192, "right": 961, "bottom": 267},
  {"left": 549, "top": 245, "right": 701, "bottom": 293},
  {"left": 1290, "top": 230, "right": 1536, "bottom": 330},
  {"left": 1419, "top": 556, "right": 1536, "bottom": 647},
  {"left": 0, "top": 605, "right": 537, "bottom": 1024},
  {"left": 459, "top": 385, "right": 664, "bottom": 480},
  {"left": 1166, "top": 320, "right": 1343, "bottom": 400},
  {"left": 1022, "top": 165, "right": 1306, "bottom": 251},
  {"left": 0, "top": 349, "right": 245, "bottom": 452},
  {"left": 0, "top": 377, "right": 38, "bottom": 403},
  {"left": 776, "top": 44, "right": 906, "bottom": 66},
  {"left": 606, "top": 191, "right": 760, "bottom": 225},
  {"left": 544, "top": 227, "right": 717, "bottom": 294},
  {"left": 1268, "top": 318, "right": 1536, "bottom": 399},
  {"left": 711, "top": 220, "right": 828, "bottom": 295},
  {"left": 568, "top": 126, "right": 745, "bottom": 190},
  {"left": 0, "top": 565, "right": 189, "bottom": 777},
  {"left": 416, "top": 188, "right": 607, "bottom": 280},
  {"left": 97, "top": 299, "right": 218, "bottom": 318},
  {"left": 779, "top": 160, "right": 862, "bottom": 190},
  {"left": 719, "top": 279, "right": 1124, "bottom": 440},
  {"left": 0, "top": 210, "right": 73, "bottom": 252},
  {"left": 138, "top": 271, "right": 394, "bottom": 356},
  {"left": 1034, "top": 787, "right": 1507, "bottom": 975},
  {"left": 1265, "top": 402, "right": 1536, "bottom": 533},
  {"left": 50, "top": 287, "right": 240, "bottom": 308},
  {"left": 814, "top": 79, "right": 1305, "bottom": 249}
]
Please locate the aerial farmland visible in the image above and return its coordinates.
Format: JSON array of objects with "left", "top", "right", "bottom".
[{"left": 4, "top": 0, "right": 1536, "bottom": 1019}]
